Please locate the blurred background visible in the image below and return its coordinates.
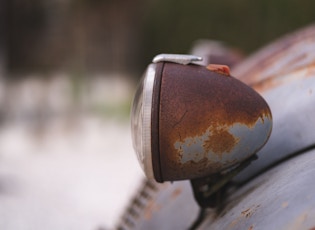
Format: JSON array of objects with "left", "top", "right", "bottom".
[{"left": 0, "top": 0, "right": 315, "bottom": 229}]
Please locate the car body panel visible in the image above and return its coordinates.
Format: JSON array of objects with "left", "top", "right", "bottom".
[{"left": 119, "top": 24, "right": 315, "bottom": 230}]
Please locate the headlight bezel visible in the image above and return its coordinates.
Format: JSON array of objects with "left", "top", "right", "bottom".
[{"left": 131, "top": 63, "right": 157, "bottom": 179}]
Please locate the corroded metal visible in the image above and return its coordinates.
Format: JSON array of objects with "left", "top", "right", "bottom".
[
  {"left": 199, "top": 149, "right": 315, "bottom": 230},
  {"left": 123, "top": 24, "right": 315, "bottom": 230},
  {"left": 234, "top": 24, "right": 315, "bottom": 183},
  {"left": 205, "top": 24, "right": 315, "bottom": 228},
  {"left": 232, "top": 24, "right": 315, "bottom": 92},
  {"left": 158, "top": 63, "right": 272, "bottom": 181}
]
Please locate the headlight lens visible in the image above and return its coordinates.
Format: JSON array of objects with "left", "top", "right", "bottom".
[{"left": 130, "top": 64, "right": 156, "bottom": 179}]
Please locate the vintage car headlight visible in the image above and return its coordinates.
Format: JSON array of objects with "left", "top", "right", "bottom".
[{"left": 131, "top": 54, "right": 272, "bottom": 183}]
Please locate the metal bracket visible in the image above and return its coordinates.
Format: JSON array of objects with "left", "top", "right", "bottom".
[
  {"left": 152, "top": 54, "right": 203, "bottom": 65},
  {"left": 190, "top": 154, "right": 257, "bottom": 208}
]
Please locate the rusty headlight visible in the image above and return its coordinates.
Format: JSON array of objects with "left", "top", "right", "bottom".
[{"left": 131, "top": 54, "right": 272, "bottom": 185}]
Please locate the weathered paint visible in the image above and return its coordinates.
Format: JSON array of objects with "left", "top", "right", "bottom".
[
  {"left": 174, "top": 116, "right": 271, "bottom": 166},
  {"left": 198, "top": 149, "right": 315, "bottom": 230},
  {"left": 234, "top": 24, "right": 315, "bottom": 183},
  {"left": 157, "top": 62, "right": 272, "bottom": 181},
  {"left": 200, "top": 25, "right": 315, "bottom": 229},
  {"left": 232, "top": 24, "right": 315, "bottom": 92},
  {"left": 121, "top": 24, "right": 315, "bottom": 230}
]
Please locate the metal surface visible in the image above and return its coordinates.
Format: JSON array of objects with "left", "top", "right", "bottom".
[
  {"left": 152, "top": 54, "right": 203, "bottom": 65},
  {"left": 232, "top": 24, "right": 315, "bottom": 90},
  {"left": 158, "top": 63, "right": 272, "bottom": 181},
  {"left": 233, "top": 24, "right": 315, "bottom": 183},
  {"left": 116, "top": 179, "right": 199, "bottom": 230},
  {"left": 234, "top": 75, "right": 315, "bottom": 183},
  {"left": 201, "top": 24, "right": 315, "bottom": 228},
  {"left": 199, "top": 148, "right": 315, "bottom": 230},
  {"left": 124, "top": 24, "right": 315, "bottom": 230}
]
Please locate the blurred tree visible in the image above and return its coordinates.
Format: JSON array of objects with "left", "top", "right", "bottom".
[
  {"left": 6, "top": 0, "right": 145, "bottom": 74},
  {"left": 0, "top": 0, "right": 6, "bottom": 77},
  {"left": 7, "top": 0, "right": 48, "bottom": 73},
  {"left": 141, "top": 0, "right": 315, "bottom": 68},
  {"left": 4, "top": 0, "right": 315, "bottom": 76}
]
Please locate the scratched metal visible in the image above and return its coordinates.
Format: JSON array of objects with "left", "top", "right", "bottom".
[
  {"left": 158, "top": 63, "right": 272, "bottom": 181},
  {"left": 198, "top": 149, "right": 315, "bottom": 230}
]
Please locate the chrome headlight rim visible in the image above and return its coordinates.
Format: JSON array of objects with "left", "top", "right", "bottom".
[{"left": 131, "top": 64, "right": 157, "bottom": 180}]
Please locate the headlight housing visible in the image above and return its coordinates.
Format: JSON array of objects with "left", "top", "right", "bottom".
[{"left": 131, "top": 54, "right": 272, "bottom": 183}]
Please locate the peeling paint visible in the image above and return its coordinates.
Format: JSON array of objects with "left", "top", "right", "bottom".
[
  {"left": 174, "top": 116, "right": 272, "bottom": 167},
  {"left": 157, "top": 62, "right": 272, "bottom": 181}
]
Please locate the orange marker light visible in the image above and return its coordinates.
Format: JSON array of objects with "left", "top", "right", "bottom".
[{"left": 207, "top": 64, "right": 231, "bottom": 76}]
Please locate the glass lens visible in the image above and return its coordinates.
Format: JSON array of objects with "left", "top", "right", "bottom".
[
  {"left": 131, "top": 78, "right": 144, "bottom": 163},
  {"left": 130, "top": 64, "right": 156, "bottom": 179}
]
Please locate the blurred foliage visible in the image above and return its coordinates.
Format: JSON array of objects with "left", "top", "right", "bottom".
[
  {"left": 90, "top": 100, "right": 131, "bottom": 121},
  {"left": 141, "top": 0, "right": 315, "bottom": 67},
  {"left": 3, "top": 0, "right": 315, "bottom": 75}
]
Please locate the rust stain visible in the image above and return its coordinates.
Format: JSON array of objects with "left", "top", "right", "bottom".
[
  {"left": 229, "top": 219, "right": 239, "bottom": 229},
  {"left": 252, "top": 65, "right": 315, "bottom": 93},
  {"left": 248, "top": 225, "right": 254, "bottom": 230},
  {"left": 241, "top": 205, "right": 260, "bottom": 218},
  {"left": 143, "top": 200, "right": 161, "bottom": 220},
  {"left": 179, "top": 158, "right": 226, "bottom": 180},
  {"left": 241, "top": 208, "right": 252, "bottom": 218},
  {"left": 203, "top": 125, "right": 240, "bottom": 155},
  {"left": 228, "top": 205, "right": 260, "bottom": 229},
  {"left": 232, "top": 24, "right": 315, "bottom": 93},
  {"left": 287, "top": 212, "right": 308, "bottom": 230},
  {"left": 158, "top": 63, "right": 272, "bottom": 181},
  {"left": 281, "top": 201, "right": 289, "bottom": 208},
  {"left": 171, "top": 188, "right": 182, "bottom": 199}
]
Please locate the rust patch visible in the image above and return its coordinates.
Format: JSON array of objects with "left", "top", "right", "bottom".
[
  {"left": 287, "top": 212, "right": 308, "bottom": 230},
  {"left": 143, "top": 200, "right": 161, "bottom": 220},
  {"left": 251, "top": 65, "right": 315, "bottom": 93},
  {"left": 179, "top": 158, "right": 227, "bottom": 180},
  {"left": 158, "top": 63, "right": 272, "bottom": 181},
  {"left": 228, "top": 205, "right": 260, "bottom": 229},
  {"left": 241, "top": 205, "right": 260, "bottom": 218},
  {"left": 248, "top": 225, "right": 254, "bottom": 230},
  {"left": 204, "top": 125, "right": 240, "bottom": 155},
  {"left": 232, "top": 24, "right": 315, "bottom": 92},
  {"left": 282, "top": 201, "right": 289, "bottom": 208},
  {"left": 241, "top": 208, "right": 252, "bottom": 218},
  {"left": 229, "top": 219, "right": 239, "bottom": 229},
  {"left": 171, "top": 188, "right": 182, "bottom": 199}
]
